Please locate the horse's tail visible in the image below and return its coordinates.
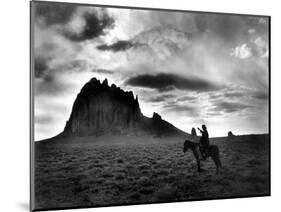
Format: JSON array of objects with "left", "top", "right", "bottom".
[{"left": 214, "top": 146, "right": 222, "bottom": 168}]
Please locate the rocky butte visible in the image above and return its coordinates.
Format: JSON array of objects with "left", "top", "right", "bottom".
[{"left": 41, "top": 77, "right": 188, "bottom": 142}]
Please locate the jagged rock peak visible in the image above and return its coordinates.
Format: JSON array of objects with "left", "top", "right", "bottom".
[
  {"left": 228, "top": 131, "right": 235, "bottom": 137},
  {"left": 77, "top": 77, "right": 139, "bottom": 105},
  {"left": 152, "top": 112, "right": 162, "bottom": 120},
  {"left": 102, "top": 78, "right": 108, "bottom": 86},
  {"left": 62, "top": 77, "right": 142, "bottom": 137}
]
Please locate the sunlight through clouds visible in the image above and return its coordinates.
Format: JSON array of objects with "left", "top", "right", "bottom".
[{"left": 33, "top": 2, "right": 269, "bottom": 140}]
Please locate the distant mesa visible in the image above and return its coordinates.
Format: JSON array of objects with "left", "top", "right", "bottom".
[
  {"left": 152, "top": 112, "right": 162, "bottom": 120},
  {"left": 52, "top": 77, "right": 188, "bottom": 140},
  {"left": 228, "top": 131, "right": 235, "bottom": 137}
]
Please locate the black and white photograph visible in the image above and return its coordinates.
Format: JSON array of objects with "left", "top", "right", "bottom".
[{"left": 31, "top": 1, "right": 270, "bottom": 211}]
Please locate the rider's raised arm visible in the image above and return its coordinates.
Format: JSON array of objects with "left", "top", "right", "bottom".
[{"left": 197, "top": 128, "right": 203, "bottom": 133}]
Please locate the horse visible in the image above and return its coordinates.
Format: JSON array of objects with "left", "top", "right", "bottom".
[{"left": 183, "top": 140, "right": 222, "bottom": 174}]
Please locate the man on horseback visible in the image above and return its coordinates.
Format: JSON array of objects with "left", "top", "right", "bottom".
[
  {"left": 198, "top": 125, "right": 210, "bottom": 160},
  {"left": 184, "top": 125, "right": 222, "bottom": 174}
]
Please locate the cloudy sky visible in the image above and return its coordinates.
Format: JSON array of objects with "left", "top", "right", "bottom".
[{"left": 33, "top": 2, "right": 269, "bottom": 140}]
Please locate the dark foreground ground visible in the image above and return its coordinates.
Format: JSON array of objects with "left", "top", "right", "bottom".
[{"left": 34, "top": 134, "right": 269, "bottom": 210}]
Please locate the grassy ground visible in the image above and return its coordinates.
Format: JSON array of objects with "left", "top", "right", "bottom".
[{"left": 34, "top": 134, "right": 269, "bottom": 210}]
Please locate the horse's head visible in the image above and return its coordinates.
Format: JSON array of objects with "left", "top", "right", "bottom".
[{"left": 183, "top": 140, "right": 191, "bottom": 153}]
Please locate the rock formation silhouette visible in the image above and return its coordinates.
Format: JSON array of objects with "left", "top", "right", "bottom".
[
  {"left": 191, "top": 127, "right": 197, "bottom": 136},
  {"left": 228, "top": 131, "right": 235, "bottom": 137},
  {"left": 58, "top": 77, "right": 187, "bottom": 138}
]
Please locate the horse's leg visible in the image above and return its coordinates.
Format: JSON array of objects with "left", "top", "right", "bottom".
[
  {"left": 210, "top": 154, "right": 219, "bottom": 174},
  {"left": 211, "top": 147, "right": 222, "bottom": 174},
  {"left": 215, "top": 162, "right": 219, "bottom": 174},
  {"left": 193, "top": 148, "right": 202, "bottom": 172},
  {"left": 197, "top": 159, "right": 201, "bottom": 172},
  {"left": 215, "top": 147, "right": 222, "bottom": 169},
  {"left": 217, "top": 155, "right": 222, "bottom": 168}
]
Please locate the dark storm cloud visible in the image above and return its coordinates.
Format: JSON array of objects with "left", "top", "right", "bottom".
[
  {"left": 64, "top": 12, "right": 115, "bottom": 42},
  {"left": 163, "top": 103, "right": 198, "bottom": 116},
  {"left": 35, "top": 114, "right": 54, "bottom": 125},
  {"left": 208, "top": 92, "right": 222, "bottom": 100},
  {"left": 54, "top": 60, "right": 88, "bottom": 73},
  {"left": 208, "top": 89, "right": 246, "bottom": 101},
  {"left": 91, "top": 69, "right": 113, "bottom": 74},
  {"left": 97, "top": 40, "right": 134, "bottom": 52},
  {"left": 149, "top": 94, "right": 174, "bottom": 103},
  {"left": 34, "top": 57, "right": 49, "bottom": 78},
  {"left": 211, "top": 101, "right": 254, "bottom": 113},
  {"left": 252, "top": 92, "right": 268, "bottom": 100},
  {"left": 177, "top": 95, "right": 197, "bottom": 102},
  {"left": 195, "top": 14, "right": 242, "bottom": 41},
  {"left": 206, "top": 111, "right": 224, "bottom": 116},
  {"left": 223, "top": 91, "right": 244, "bottom": 99},
  {"left": 35, "top": 2, "right": 77, "bottom": 26},
  {"left": 126, "top": 73, "right": 218, "bottom": 92},
  {"left": 164, "top": 104, "right": 195, "bottom": 111},
  {"left": 35, "top": 2, "right": 115, "bottom": 42},
  {"left": 35, "top": 58, "right": 88, "bottom": 82},
  {"left": 193, "top": 14, "right": 268, "bottom": 45},
  {"left": 35, "top": 78, "right": 73, "bottom": 97}
]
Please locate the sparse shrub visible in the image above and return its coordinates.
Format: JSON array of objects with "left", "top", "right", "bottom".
[
  {"left": 141, "top": 170, "right": 149, "bottom": 175},
  {"left": 241, "top": 176, "right": 266, "bottom": 184},
  {"left": 117, "top": 158, "right": 124, "bottom": 163},
  {"left": 124, "top": 163, "right": 134, "bottom": 169},
  {"left": 153, "top": 185, "right": 177, "bottom": 201},
  {"left": 73, "top": 184, "right": 89, "bottom": 194},
  {"left": 115, "top": 173, "right": 125, "bottom": 180},
  {"left": 63, "top": 164, "right": 74, "bottom": 171},
  {"left": 165, "top": 174, "right": 177, "bottom": 183},
  {"left": 89, "top": 178, "right": 105, "bottom": 184},
  {"left": 101, "top": 169, "right": 114, "bottom": 178},
  {"left": 73, "top": 186, "right": 84, "bottom": 194},
  {"left": 139, "top": 187, "right": 154, "bottom": 195},
  {"left": 156, "top": 169, "right": 169, "bottom": 176},
  {"left": 87, "top": 164, "right": 95, "bottom": 169},
  {"left": 91, "top": 188, "right": 99, "bottom": 193},
  {"left": 128, "top": 177, "right": 135, "bottom": 182},
  {"left": 94, "top": 164, "right": 104, "bottom": 168},
  {"left": 137, "top": 176, "right": 152, "bottom": 187},
  {"left": 112, "top": 181, "right": 129, "bottom": 192},
  {"left": 94, "top": 159, "right": 100, "bottom": 164},
  {"left": 129, "top": 192, "right": 141, "bottom": 200},
  {"left": 138, "top": 163, "right": 150, "bottom": 170},
  {"left": 113, "top": 166, "right": 127, "bottom": 173}
]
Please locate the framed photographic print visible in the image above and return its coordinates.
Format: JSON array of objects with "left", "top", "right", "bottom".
[{"left": 30, "top": 1, "right": 270, "bottom": 211}]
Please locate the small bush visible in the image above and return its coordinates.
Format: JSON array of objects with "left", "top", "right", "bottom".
[
  {"left": 153, "top": 185, "right": 177, "bottom": 201},
  {"left": 139, "top": 187, "right": 154, "bottom": 195},
  {"left": 129, "top": 192, "right": 141, "bottom": 200},
  {"left": 115, "top": 173, "right": 126, "bottom": 180},
  {"left": 117, "top": 158, "right": 124, "bottom": 163},
  {"left": 72, "top": 185, "right": 89, "bottom": 194},
  {"left": 165, "top": 174, "right": 177, "bottom": 183},
  {"left": 89, "top": 178, "right": 105, "bottom": 184},
  {"left": 124, "top": 163, "right": 134, "bottom": 169},
  {"left": 101, "top": 169, "right": 114, "bottom": 178},
  {"left": 137, "top": 176, "right": 152, "bottom": 187},
  {"left": 141, "top": 170, "right": 149, "bottom": 175},
  {"left": 138, "top": 163, "right": 151, "bottom": 170},
  {"left": 155, "top": 169, "right": 169, "bottom": 176}
]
